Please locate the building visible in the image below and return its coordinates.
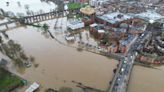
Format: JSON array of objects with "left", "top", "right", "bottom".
[
  {"left": 67, "top": 20, "right": 84, "bottom": 30},
  {"left": 139, "top": 0, "right": 160, "bottom": 4},
  {"left": 89, "top": 23, "right": 105, "bottom": 39},
  {"left": 69, "top": 0, "right": 89, "bottom": 3},
  {"left": 89, "top": 23, "right": 98, "bottom": 34},
  {"left": 158, "top": 7, "right": 164, "bottom": 16},
  {"left": 134, "top": 10, "right": 163, "bottom": 22},
  {"left": 155, "top": 36, "right": 164, "bottom": 54},
  {"left": 97, "top": 29, "right": 105, "bottom": 39},
  {"left": 96, "top": 12, "right": 133, "bottom": 27},
  {"left": 80, "top": 7, "right": 95, "bottom": 26},
  {"left": 137, "top": 55, "right": 155, "bottom": 64},
  {"left": 108, "top": 44, "right": 118, "bottom": 53},
  {"left": 119, "top": 35, "right": 135, "bottom": 53},
  {"left": 128, "top": 26, "right": 145, "bottom": 34},
  {"left": 89, "top": 0, "right": 108, "bottom": 7}
]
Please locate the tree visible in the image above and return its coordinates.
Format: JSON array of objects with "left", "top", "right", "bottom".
[
  {"left": 42, "top": 23, "right": 49, "bottom": 31},
  {"left": 8, "top": 40, "right": 22, "bottom": 52},
  {"left": 79, "top": 32, "right": 82, "bottom": 41},
  {"left": 17, "top": 1, "right": 21, "bottom": 7},
  {"left": 45, "top": 88, "right": 57, "bottom": 92},
  {"left": 24, "top": 4, "right": 29, "bottom": 11},
  {"left": 0, "top": 9, "right": 5, "bottom": 15},
  {"left": 2, "top": 32, "right": 9, "bottom": 39},
  {"left": 0, "top": 35, "right": 3, "bottom": 44}
]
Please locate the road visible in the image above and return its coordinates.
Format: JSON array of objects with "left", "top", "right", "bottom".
[
  {"left": 108, "top": 28, "right": 152, "bottom": 92},
  {"left": 108, "top": 42, "right": 137, "bottom": 92}
]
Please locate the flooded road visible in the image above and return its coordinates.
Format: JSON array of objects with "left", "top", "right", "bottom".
[
  {"left": 5, "top": 26, "right": 117, "bottom": 91},
  {"left": 128, "top": 65, "right": 164, "bottom": 92}
]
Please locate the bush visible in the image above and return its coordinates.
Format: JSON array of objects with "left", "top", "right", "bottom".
[
  {"left": 45, "top": 88, "right": 57, "bottom": 92},
  {"left": 58, "top": 87, "right": 72, "bottom": 92}
]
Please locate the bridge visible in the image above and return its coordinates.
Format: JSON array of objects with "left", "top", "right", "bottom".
[
  {"left": 107, "top": 52, "right": 135, "bottom": 92},
  {"left": 107, "top": 23, "right": 152, "bottom": 92},
  {"left": 20, "top": 9, "right": 79, "bottom": 24},
  {"left": 107, "top": 43, "right": 136, "bottom": 92},
  {"left": 0, "top": 9, "right": 80, "bottom": 30}
]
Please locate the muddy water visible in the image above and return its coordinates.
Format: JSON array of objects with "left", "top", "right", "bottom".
[
  {"left": 5, "top": 26, "right": 117, "bottom": 92},
  {"left": 128, "top": 65, "right": 164, "bottom": 92}
]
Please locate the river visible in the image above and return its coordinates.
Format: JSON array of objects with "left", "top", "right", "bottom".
[
  {"left": 0, "top": 0, "right": 164, "bottom": 92},
  {"left": 128, "top": 65, "right": 164, "bottom": 92},
  {"left": 4, "top": 26, "right": 117, "bottom": 92}
]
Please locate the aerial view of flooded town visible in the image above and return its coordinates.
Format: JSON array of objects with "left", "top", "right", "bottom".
[{"left": 0, "top": 0, "right": 164, "bottom": 92}]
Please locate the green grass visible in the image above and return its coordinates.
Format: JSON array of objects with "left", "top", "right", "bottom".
[
  {"left": 0, "top": 68, "right": 22, "bottom": 91},
  {"left": 67, "top": 2, "right": 87, "bottom": 10}
]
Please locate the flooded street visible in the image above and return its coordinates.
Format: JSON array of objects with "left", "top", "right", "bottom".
[
  {"left": 128, "top": 65, "right": 164, "bottom": 92},
  {"left": 5, "top": 26, "right": 117, "bottom": 91}
]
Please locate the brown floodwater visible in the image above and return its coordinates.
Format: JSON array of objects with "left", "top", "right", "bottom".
[
  {"left": 5, "top": 26, "right": 117, "bottom": 92},
  {"left": 128, "top": 65, "right": 164, "bottom": 92}
]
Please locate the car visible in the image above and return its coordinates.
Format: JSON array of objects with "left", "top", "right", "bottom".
[
  {"left": 135, "top": 52, "right": 138, "bottom": 56},
  {"left": 123, "top": 60, "right": 127, "bottom": 64},
  {"left": 120, "top": 68, "right": 125, "bottom": 74},
  {"left": 116, "top": 77, "right": 121, "bottom": 86}
]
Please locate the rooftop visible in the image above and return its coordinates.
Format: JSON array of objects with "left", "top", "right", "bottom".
[
  {"left": 69, "top": 19, "right": 83, "bottom": 25},
  {"left": 120, "top": 35, "right": 134, "bottom": 46},
  {"left": 80, "top": 7, "right": 95, "bottom": 15},
  {"left": 134, "top": 10, "right": 164, "bottom": 21},
  {"left": 98, "top": 30, "right": 105, "bottom": 33},
  {"left": 97, "top": 12, "right": 133, "bottom": 24},
  {"left": 112, "top": 28, "right": 127, "bottom": 33}
]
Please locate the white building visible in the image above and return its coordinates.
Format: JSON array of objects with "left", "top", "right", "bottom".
[
  {"left": 67, "top": 20, "right": 84, "bottom": 30},
  {"left": 89, "top": 0, "right": 108, "bottom": 7}
]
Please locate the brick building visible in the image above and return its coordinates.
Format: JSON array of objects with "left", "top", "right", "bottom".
[
  {"left": 89, "top": 23, "right": 105, "bottom": 39},
  {"left": 119, "top": 35, "right": 135, "bottom": 53}
]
